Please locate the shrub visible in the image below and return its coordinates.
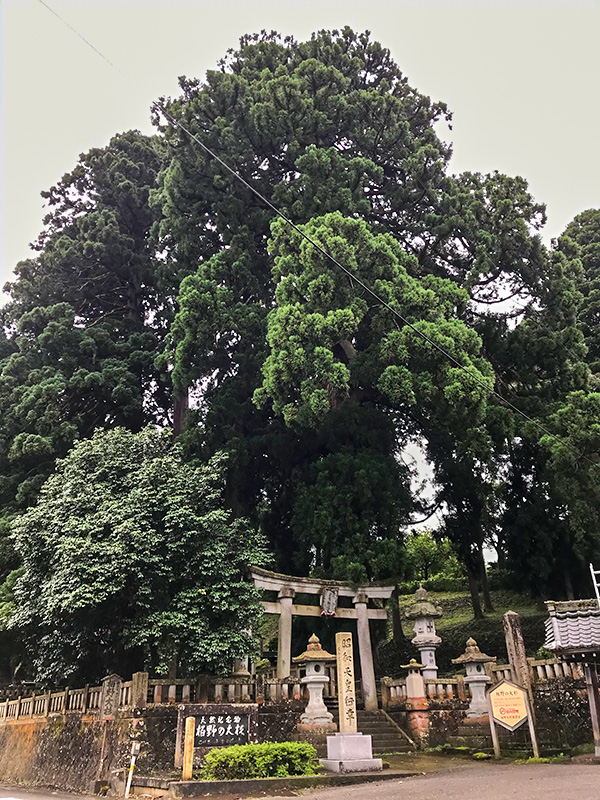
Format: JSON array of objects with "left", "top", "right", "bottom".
[
  {"left": 514, "top": 755, "right": 569, "bottom": 764},
  {"left": 200, "top": 741, "right": 319, "bottom": 780},
  {"left": 571, "top": 742, "right": 595, "bottom": 756}
]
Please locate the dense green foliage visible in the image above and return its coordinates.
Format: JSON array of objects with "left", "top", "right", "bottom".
[
  {"left": 0, "top": 27, "right": 599, "bottom": 681},
  {"left": 0, "top": 131, "right": 171, "bottom": 572},
  {"left": 10, "top": 427, "right": 267, "bottom": 684},
  {"left": 563, "top": 209, "right": 600, "bottom": 378},
  {"left": 402, "top": 530, "right": 458, "bottom": 583},
  {"left": 200, "top": 741, "right": 319, "bottom": 779}
]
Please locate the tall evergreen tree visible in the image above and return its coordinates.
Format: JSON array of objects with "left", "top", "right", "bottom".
[{"left": 0, "top": 131, "right": 170, "bottom": 583}]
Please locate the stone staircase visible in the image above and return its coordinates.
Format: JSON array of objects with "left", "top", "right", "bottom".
[{"left": 325, "top": 700, "right": 415, "bottom": 754}]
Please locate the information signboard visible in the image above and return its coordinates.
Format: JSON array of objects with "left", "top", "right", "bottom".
[
  {"left": 488, "top": 681, "right": 529, "bottom": 731},
  {"left": 194, "top": 711, "right": 249, "bottom": 747},
  {"left": 486, "top": 679, "right": 539, "bottom": 759},
  {"left": 175, "top": 703, "right": 258, "bottom": 767}
]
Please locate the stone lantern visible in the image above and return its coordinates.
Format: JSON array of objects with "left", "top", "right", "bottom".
[
  {"left": 405, "top": 585, "right": 443, "bottom": 679},
  {"left": 452, "top": 637, "right": 496, "bottom": 717},
  {"left": 293, "top": 634, "right": 337, "bottom": 731}
]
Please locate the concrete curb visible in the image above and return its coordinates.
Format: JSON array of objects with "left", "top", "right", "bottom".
[{"left": 133, "top": 770, "right": 420, "bottom": 796}]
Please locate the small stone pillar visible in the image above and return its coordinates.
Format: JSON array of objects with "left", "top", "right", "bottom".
[
  {"left": 405, "top": 585, "right": 442, "bottom": 680},
  {"left": 452, "top": 638, "right": 496, "bottom": 717},
  {"left": 403, "top": 658, "right": 426, "bottom": 700},
  {"left": 277, "top": 587, "right": 295, "bottom": 679},
  {"left": 401, "top": 659, "right": 429, "bottom": 745},
  {"left": 294, "top": 634, "right": 337, "bottom": 732},
  {"left": 100, "top": 673, "right": 123, "bottom": 719}
]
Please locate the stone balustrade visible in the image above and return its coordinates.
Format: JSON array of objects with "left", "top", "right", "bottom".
[{"left": 0, "top": 651, "right": 588, "bottom": 724}]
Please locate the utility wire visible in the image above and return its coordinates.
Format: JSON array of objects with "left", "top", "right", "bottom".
[
  {"left": 36, "top": 0, "right": 126, "bottom": 77},
  {"left": 34, "top": 0, "right": 597, "bottom": 465}
]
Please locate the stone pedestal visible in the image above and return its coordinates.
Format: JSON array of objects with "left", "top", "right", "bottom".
[
  {"left": 300, "top": 669, "right": 334, "bottom": 726},
  {"left": 320, "top": 733, "right": 383, "bottom": 773},
  {"left": 401, "top": 659, "right": 429, "bottom": 745}
]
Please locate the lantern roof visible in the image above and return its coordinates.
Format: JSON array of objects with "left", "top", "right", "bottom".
[
  {"left": 400, "top": 657, "right": 425, "bottom": 671},
  {"left": 293, "top": 633, "right": 336, "bottom": 663},
  {"left": 452, "top": 637, "right": 496, "bottom": 665},
  {"left": 404, "top": 585, "right": 443, "bottom": 620}
]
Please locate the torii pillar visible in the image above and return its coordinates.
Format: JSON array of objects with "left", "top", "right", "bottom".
[
  {"left": 277, "top": 587, "right": 295, "bottom": 679},
  {"left": 354, "top": 592, "right": 378, "bottom": 710}
]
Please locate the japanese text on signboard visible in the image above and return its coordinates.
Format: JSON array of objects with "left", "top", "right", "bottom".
[
  {"left": 194, "top": 713, "right": 249, "bottom": 747},
  {"left": 488, "top": 682, "right": 529, "bottom": 731}
]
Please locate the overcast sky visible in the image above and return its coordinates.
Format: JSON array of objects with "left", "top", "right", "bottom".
[{"left": 2, "top": 0, "right": 599, "bottom": 291}]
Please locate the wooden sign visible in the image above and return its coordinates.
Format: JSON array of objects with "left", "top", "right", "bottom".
[
  {"left": 488, "top": 681, "right": 529, "bottom": 731},
  {"left": 486, "top": 680, "right": 539, "bottom": 759},
  {"left": 336, "top": 632, "right": 357, "bottom": 733}
]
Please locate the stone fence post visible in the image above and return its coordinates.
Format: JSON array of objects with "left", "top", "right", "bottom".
[
  {"left": 131, "top": 672, "right": 148, "bottom": 708},
  {"left": 402, "top": 659, "right": 429, "bottom": 746}
]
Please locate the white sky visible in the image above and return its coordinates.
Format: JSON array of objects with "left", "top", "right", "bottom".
[{"left": 1, "top": 0, "right": 599, "bottom": 291}]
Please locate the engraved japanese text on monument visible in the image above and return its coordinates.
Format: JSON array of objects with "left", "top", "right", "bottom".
[{"left": 336, "top": 632, "right": 357, "bottom": 734}]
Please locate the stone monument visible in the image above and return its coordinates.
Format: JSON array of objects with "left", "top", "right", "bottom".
[{"left": 320, "top": 632, "right": 382, "bottom": 773}]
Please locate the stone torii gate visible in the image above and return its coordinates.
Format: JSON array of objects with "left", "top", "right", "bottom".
[{"left": 250, "top": 566, "right": 394, "bottom": 710}]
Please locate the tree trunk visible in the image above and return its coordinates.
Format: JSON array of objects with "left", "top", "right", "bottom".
[
  {"left": 168, "top": 651, "right": 178, "bottom": 680},
  {"left": 496, "top": 540, "right": 507, "bottom": 570},
  {"left": 391, "top": 586, "right": 406, "bottom": 646},
  {"left": 478, "top": 547, "right": 495, "bottom": 612},
  {"left": 173, "top": 389, "right": 189, "bottom": 436},
  {"left": 564, "top": 570, "right": 575, "bottom": 600},
  {"left": 467, "top": 564, "right": 484, "bottom": 619}
]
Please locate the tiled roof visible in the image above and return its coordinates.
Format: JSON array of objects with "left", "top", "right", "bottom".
[{"left": 544, "top": 599, "right": 600, "bottom": 653}]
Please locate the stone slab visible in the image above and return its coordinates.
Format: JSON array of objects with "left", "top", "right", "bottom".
[
  {"left": 320, "top": 732, "right": 383, "bottom": 773},
  {"left": 320, "top": 758, "right": 384, "bottom": 773}
]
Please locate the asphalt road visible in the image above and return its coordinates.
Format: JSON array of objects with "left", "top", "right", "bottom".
[
  {"left": 1, "top": 763, "right": 600, "bottom": 800},
  {"left": 0, "top": 789, "right": 92, "bottom": 800},
  {"left": 267, "top": 763, "right": 600, "bottom": 800}
]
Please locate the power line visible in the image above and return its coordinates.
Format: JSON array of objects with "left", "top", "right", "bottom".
[
  {"left": 33, "top": 0, "right": 597, "bottom": 465},
  {"left": 36, "top": 0, "right": 125, "bottom": 77}
]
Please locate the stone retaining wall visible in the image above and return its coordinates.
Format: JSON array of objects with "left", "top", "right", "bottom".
[{"left": 0, "top": 707, "right": 178, "bottom": 793}]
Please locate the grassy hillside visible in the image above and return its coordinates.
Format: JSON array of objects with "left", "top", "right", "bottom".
[{"left": 378, "top": 589, "right": 548, "bottom": 678}]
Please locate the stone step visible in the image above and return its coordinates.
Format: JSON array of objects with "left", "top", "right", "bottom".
[
  {"left": 322, "top": 705, "right": 414, "bottom": 753},
  {"left": 371, "top": 738, "right": 410, "bottom": 749}
]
